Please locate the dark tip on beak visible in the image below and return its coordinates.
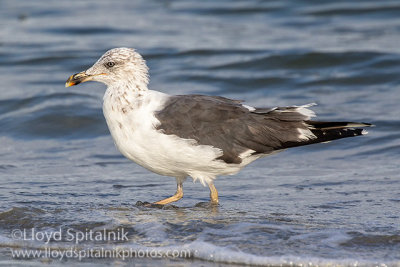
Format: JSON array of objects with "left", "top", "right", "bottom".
[{"left": 65, "top": 72, "right": 90, "bottom": 87}]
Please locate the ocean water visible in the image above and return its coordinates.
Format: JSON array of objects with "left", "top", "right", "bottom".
[{"left": 0, "top": 0, "right": 399, "bottom": 266}]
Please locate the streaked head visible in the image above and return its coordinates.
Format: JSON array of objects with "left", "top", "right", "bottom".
[{"left": 65, "top": 47, "right": 149, "bottom": 89}]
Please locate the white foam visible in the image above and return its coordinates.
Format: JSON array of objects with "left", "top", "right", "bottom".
[{"left": 182, "top": 240, "right": 396, "bottom": 266}]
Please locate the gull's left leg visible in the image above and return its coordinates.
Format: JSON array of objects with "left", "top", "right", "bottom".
[
  {"left": 154, "top": 182, "right": 183, "bottom": 205},
  {"left": 208, "top": 182, "right": 219, "bottom": 204}
]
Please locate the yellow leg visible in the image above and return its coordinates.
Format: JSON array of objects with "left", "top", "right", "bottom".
[
  {"left": 208, "top": 183, "right": 219, "bottom": 204},
  {"left": 154, "top": 182, "right": 183, "bottom": 205}
]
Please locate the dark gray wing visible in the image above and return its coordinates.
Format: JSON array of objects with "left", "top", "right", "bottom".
[
  {"left": 155, "top": 95, "right": 308, "bottom": 164},
  {"left": 155, "top": 95, "right": 370, "bottom": 164}
]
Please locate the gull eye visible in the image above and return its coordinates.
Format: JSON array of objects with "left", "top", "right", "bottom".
[{"left": 105, "top": 62, "right": 115, "bottom": 68}]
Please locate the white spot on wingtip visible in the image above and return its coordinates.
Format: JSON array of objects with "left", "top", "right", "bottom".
[
  {"left": 242, "top": 104, "right": 256, "bottom": 112},
  {"left": 297, "top": 127, "right": 316, "bottom": 141},
  {"left": 302, "top": 103, "right": 317, "bottom": 108},
  {"left": 239, "top": 149, "right": 256, "bottom": 159},
  {"left": 296, "top": 103, "right": 317, "bottom": 119},
  {"left": 361, "top": 129, "right": 369, "bottom": 135}
]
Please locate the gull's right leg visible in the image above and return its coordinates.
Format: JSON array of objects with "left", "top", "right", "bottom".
[{"left": 153, "top": 182, "right": 183, "bottom": 205}]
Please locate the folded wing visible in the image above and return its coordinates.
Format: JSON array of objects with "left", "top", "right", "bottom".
[{"left": 155, "top": 95, "right": 371, "bottom": 164}]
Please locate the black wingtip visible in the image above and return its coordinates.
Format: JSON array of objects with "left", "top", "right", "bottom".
[{"left": 361, "top": 122, "right": 375, "bottom": 127}]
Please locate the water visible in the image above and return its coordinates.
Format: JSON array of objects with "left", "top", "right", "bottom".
[{"left": 1, "top": 0, "right": 399, "bottom": 266}]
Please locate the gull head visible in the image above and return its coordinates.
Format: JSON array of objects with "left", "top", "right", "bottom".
[{"left": 66, "top": 47, "right": 149, "bottom": 89}]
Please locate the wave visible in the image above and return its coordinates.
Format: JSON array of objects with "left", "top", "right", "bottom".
[
  {"left": 1, "top": 207, "right": 398, "bottom": 266},
  {"left": 0, "top": 237, "right": 398, "bottom": 266}
]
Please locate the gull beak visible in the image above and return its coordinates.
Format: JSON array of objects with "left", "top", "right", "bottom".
[
  {"left": 65, "top": 72, "right": 107, "bottom": 87},
  {"left": 65, "top": 71, "right": 92, "bottom": 87}
]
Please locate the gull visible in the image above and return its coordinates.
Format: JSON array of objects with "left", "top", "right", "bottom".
[{"left": 66, "top": 47, "right": 371, "bottom": 205}]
